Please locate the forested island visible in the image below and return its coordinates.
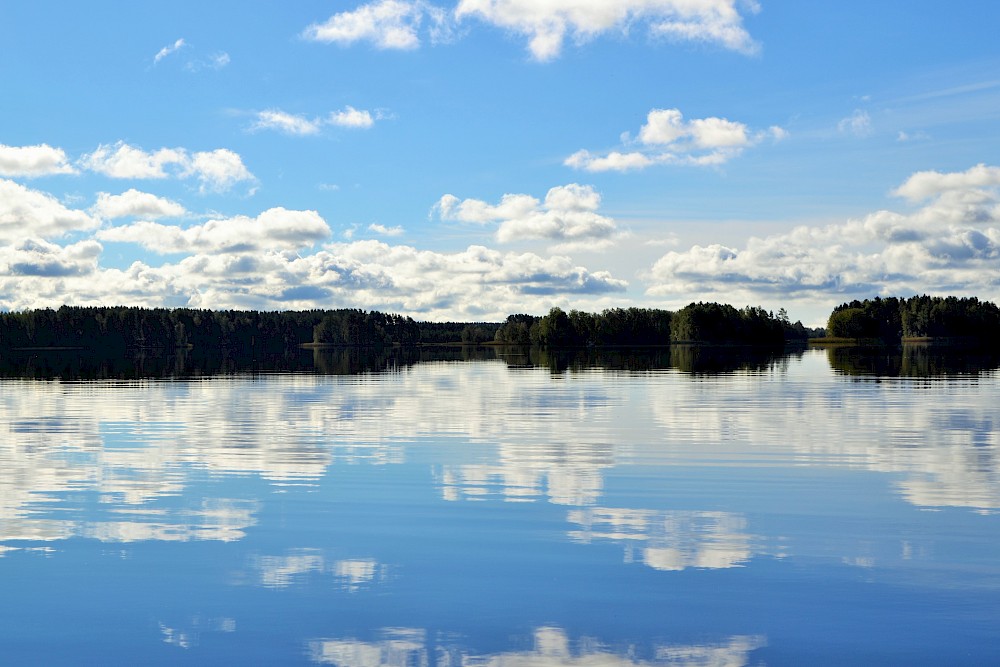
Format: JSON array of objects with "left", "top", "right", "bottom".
[
  {"left": 825, "top": 295, "right": 1000, "bottom": 344},
  {"left": 0, "top": 295, "right": 995, "bottom": 354}
]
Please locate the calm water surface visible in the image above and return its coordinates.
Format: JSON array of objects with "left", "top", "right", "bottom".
[{"left": 1, "top": 347, "right": 998, "bottom": 665}]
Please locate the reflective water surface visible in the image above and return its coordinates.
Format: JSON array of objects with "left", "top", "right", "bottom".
[{"left": 1, "top": 347, "right": 999, "bottom": 665}]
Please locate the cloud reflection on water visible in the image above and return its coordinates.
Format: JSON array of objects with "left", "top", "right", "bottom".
[
  {"left": 0, "top": 352, "right": 998, "bottom": 561},
  {"left": 308, "top": 626, "right": 766, "bottom": 667},
  {"left": 567, "top": 508, "right": 754, "bottom": 571},
  {"left": 250, "top": 549, "right": 385, "bottom": 592}
]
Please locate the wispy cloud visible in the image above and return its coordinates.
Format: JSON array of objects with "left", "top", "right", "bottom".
[
  {"left": 153, "top": 38, "right": 186, "bottom": 64},
  {"left": 251, "top": 107, "right": 381, "bottom": 135},
  {"left": 838, "top": 109, "right": 873, "bottom": 137}
]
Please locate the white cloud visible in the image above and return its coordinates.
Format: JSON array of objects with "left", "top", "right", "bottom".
[
  {"left": 2, "top": 238, "right": 102, "bottom": 277},
  {"left": 252, "top": 110, "right": 323, "bottom": 136},
  {"left": 436, "top": 183, "right": 619, "bottom": 243},
  {"left": 893, "top": 163, "right": 1000, "bottom": 202},
  {"left": 0, "top": 236, "right": 626, "bottom": 317},
  {"left": 92, "top": 189, "right": 186, "bottom": 220},
  {"left": 329, "top": 106, "right": 375, "bottom": 129},
  {"left": 188, "top": 149, "right": 255, "bottom": 193},
  {"left": 302, "top": 0, "right": 429, "bottom": 49},
  {"left": 368, "top": 223, "right": 404, "bottom": 236},
  {"left": 455, "top": 0, "right": 760, "bottom": 61},
  {"left": 80, "top": 142, "right": 255, "bottom": 192},
  {"left": 81, "top": 143, "right": 188, "bottom": 179},
  {"left": 838, "top": 109, "right": 873, "bottom": 137},
  {"left": 566, "top": 107, "right": 783, "bottom": 173},
  {"left": 644, "top": 164, "right": 1000, "bottom": 307},
  {"left": 0, "top": 143, "right": 76, "bottom": 177},
  {"left": 252, "top": 107, "right": 380, "bottom": 135},
  {"left": 564, "top": 150, "right": 653, "bottom": 172},
  {"left": 97, "top": 207, "right": 330, "bottom": 254},
  {"left": 304, "top": 0, "right": 758, "bottom": 60},
  {"left": 153, "top": 38, "right": 186, "bottom": 64},
  {"left": 0, "top": 179, "right": 99, "bottom": 242}
]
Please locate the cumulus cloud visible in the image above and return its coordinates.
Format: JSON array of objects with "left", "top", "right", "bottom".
[
  {"left": 435, "top": 183, "right": 619, "bottom": 244},
  {"left": 2, "top": 238, "right": 101, "bottom": 277},
  {"left": 92, "top": 189, "right": 186, "bottom": 220},
  {"left": 0, "top": 179, "right": 99, "bottom": 242},
  {"left": 0, "top": 237, "right": 626, "bottom": 318},
  {"left": 304, "top": 0, "right": 758, "bottom": 60},
  {"left": 97, "top": 207, "right": 331, "bottom": 254},
  {"left": 80, "top": 142, "right": 255, "bottom": 193},
  {"left": 644, "top": 164, "right": 1000, "bottom": 307},
  {"left": 893, "top": 163, "right": 1000, "bottom": 202},
  {"left": 328, "top": 106, "right": 375, "bottom": 128},
  {"left": 302, "top": 0, "right": 441, "bottom": 50},
  {"left": 0, "top": 143, "right": 77, "bottom": 177},
  {"left": 188, "top": 149, "right": 255, "bottom": 193},
  {"left": 252, "top": 107, "right": 379, "bottom": 135},
  {"left": 566, "top": 108, "right": 785, "bottom": 172},
  {"left": 455, "top": 0, "right": 760, "bottom": 61}
]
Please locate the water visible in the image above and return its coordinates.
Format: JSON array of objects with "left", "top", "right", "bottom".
[{"left": 1, "top": 347, "right": 998, "bottom": 665}]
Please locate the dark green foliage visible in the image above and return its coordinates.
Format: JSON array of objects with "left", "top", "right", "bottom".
[
  {"left": 0, "top": 306, "right": 421, "bottom": 352},
  {"left": 527, "top": 307, "right": 674, "bottom": 347},
  {"left": 418, "top": 321, "right": 501, "bottom": 344},
  {"left": 670, "top": 302, "right": 786, "bottom": 345},
  {"left": 828, "top": 295, "right": 1000, "bottom": 343},
  {"left": 494, "top": 314, "right": 540, "bottom": 345},
  {"left": 827, "top": 308, "right": 878, "bottom": 340},
  {"left": 460, "top": 324, "right": 497, "bottom": 344}
]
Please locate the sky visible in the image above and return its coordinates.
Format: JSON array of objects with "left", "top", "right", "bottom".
[{"left": 2, "top": 1, "right": 1000, "bottom": 325}]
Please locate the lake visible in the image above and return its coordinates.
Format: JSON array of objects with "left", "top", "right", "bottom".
[{"left": 1, "top": 346, "right": 998, "bottom": 665}]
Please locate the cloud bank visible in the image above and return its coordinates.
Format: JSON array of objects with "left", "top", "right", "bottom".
[{"left": 646, "top": 164, "right": 1000, "bottom": 308}]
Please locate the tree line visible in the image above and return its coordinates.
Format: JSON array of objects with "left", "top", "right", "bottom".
[
  {"left": 0, "top": 306, "right": 422, "bottom": 352},
  {"left": 494, "top": 304, "right": 815, "bottom": 346},
  {"left": 15, "top": 295, "right": 996, "bottom": 354},
  {"left": 826, "top": 295, "right": 1000, "bottom": 343}
]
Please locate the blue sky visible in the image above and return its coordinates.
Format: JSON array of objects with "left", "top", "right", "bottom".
[{"left": 2, "top": 1, "right": 1000, "bottom": 324}]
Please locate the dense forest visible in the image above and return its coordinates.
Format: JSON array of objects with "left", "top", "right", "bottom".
[
  {"left": 0, "top": 306, "right": 420, "bottom": 352},
  {"left": 0, "top": 303, "right": 814, "bottom": 353},
  {"left": 494, "top": 304, "right": 813, "bottom": 346},
  {"left": 827, "top": 295, "right": 1000, "bottom": 343},
  {"left": 3, "top": 296, "right": 994, "bottom": 355}
]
